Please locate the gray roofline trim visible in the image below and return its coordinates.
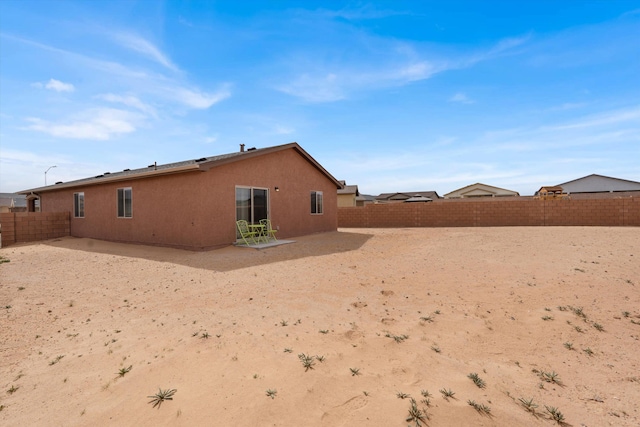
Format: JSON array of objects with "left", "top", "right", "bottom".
[
  {"left": 557, "top": 173, "right": 640, "bottom": 187},
  {"left": 19, "top": 142, "right": 343, "bottom": 194}
]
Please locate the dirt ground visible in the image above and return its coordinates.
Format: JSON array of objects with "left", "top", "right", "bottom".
[{"left": 1, "top": 227, "right": 639, "bottom": 426}]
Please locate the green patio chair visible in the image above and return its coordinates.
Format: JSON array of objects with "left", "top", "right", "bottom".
[
  {"left": 236, "top": 220, "right": 258, "bottom": 245},
  {"left": 259, "top": 218, "right": 278, "bottom": 241}
]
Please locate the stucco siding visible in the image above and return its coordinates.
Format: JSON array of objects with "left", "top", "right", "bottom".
[{"left": 39, "top": 147, "right": 338, "bottom": 249}]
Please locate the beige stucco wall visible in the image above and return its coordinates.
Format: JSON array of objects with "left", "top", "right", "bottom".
[{"left": 337, "top": 193, "right": 356, "bottom": 207}]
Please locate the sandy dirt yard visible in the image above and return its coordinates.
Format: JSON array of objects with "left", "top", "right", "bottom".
[{"left": 1, "top": 227, "right": 639, "bottom": 426}]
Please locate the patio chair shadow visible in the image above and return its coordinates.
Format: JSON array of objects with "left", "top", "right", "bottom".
[{"left": 39, "top": 230, "right": 373, "bottom": 273}]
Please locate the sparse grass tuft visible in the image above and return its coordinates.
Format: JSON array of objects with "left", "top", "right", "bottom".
[
  {"left": 583, "top": 347, "right": 594, "bottom": 356},
  {"left": 315, "top": 355, "right": 325, "bottom": 362},
  {"left": 319, "top": 329, "right": 329, "bottom": 334},
  {"left": 147, "top": 388, "right": 177, "bottom": 409},
  {"left": 49, "top": 355, "right": 64, "bottom": 366},
  {"left": 622, "top": 311, "right": 630, "bottom": 318},
  {"left": 350, "top": 367, "right": 360, "bottom": 376},
  {"left": 396, "top": 392, "right": 410, "bottom": 399},
  {"left": 406, "top": 398, "right": 428, "bottom": 426},
  {"left": 7, "top": 385, "right": 19, "bottom": 395},
  {"left": 440, "top": 388, "right": 455, "bottom": 400},
  {"left": 468, "top": 400, "right": 491, "bottom": 415},
  {"left": 545, "top": 405, "right": 565, "bottom": 423},
  {"left": 468, "top": 372, "right": 486, "bottom": 388},
  {"left": 420, "top": 315, "right": 434, "bottom": 323},
  {"left": 519, "top": 397, "right": 538, "bottom": 413},
  {"left": 200, "top": 332, "right": 210, "bottom": 339},
  {"left": 385, "top": 333, "right": 409, "bottom": 343},
  {"left": 542, "top": 315, "right": 554, "bottom": 321},
  {"left": 283, "top": 348, "right": 292, "bottom": 353},
  {"left": 539, "top": 370, "right": 562, "bottom": 385},
  {"left": 280, "top": 320, "right": 288, "bottom": 326},
  {"left": 266, "top": 389, "right": 277, "bottom": 399},
  {"left": 431, "top": 345, "right": 441, "bottom": 353},
  {"left": 298, "top": 353, "right": 315, "bottom": 371},
  {"left": 592, "top": 322, "right": 604, "bottom": 332},
  {"left": 117, "top": 365, "right": 132, "bottom": 377},
  {"left": 563, "top": 342, "right": 574, "bottom": 350}
]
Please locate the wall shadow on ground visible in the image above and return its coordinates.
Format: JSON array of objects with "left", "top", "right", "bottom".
[{"left": 37, "top": 230, "right": 374, "bottom": 273}]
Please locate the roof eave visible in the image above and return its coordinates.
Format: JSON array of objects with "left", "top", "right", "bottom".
[{"left": 18, "top": 164, "right": 201, "bottom": 194}]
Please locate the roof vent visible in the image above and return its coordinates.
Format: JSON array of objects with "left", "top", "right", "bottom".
[
  {"left": 55, "top": 181, "right": 63, "bottom": 185},
  {"left": 247, "top": 147, "right": 257, "bottom": 151},
  {"left": 123, "top": 169, "right": 130, "bottom": 172},
  {"left": 104, "top": 172, "right": 111, "bottom": 175},
  {"left": 240, "top": 144, "right": 245, "bottom": 152},
  {"left": 195, "top": 157, "right": 207, "bottom": 162},
  {"left": 95, "top": 175, "right": 104, "bottom": 178}
]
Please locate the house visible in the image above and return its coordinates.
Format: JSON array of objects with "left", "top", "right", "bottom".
[
  {"left": 0, "top": 193, "right": 28, "bottom": 213},
  {"left": 443, "top": 183, "right": 519, "bottom": 199},
  {"left": 337, "top": 181, "right": 360, "bottom": 207},
  {"left": 355, "top": 194, "right": 376, "bottom": 206},
  {"left": 18, "top": 143, "right": 343, "bottom": 250},
  {"left": 375, "top": 191, "right": 441, "bottom": 203},
  {"left": 535, "top": 186, "right": 568, "bottom": 200},
  {"left": 557, "top": 174, "right": 640, "bottom": 194}
]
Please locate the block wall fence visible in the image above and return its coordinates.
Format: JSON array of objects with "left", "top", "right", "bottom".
[
  {"left": 338, "top": 197, "right": 640, "bottom": 228},
  {"left": 0, "top": 212, "right": 70, "bottom": 248}
]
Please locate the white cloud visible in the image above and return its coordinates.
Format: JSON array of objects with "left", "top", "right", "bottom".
[
  {"left": 449, "top": 92, "right": 475, "bottom": 104},
  {"left": 112, "top": 32, "right": 180, "bottom": 72},
  {"left": 46, "top": 79, "right": 75, "bottom": 92},
  {"left": 97, "top": 93, "right": 157, "bottom": 117},
  {"left": 277, "top": 35, "right": 527, "bottom": 103},
  {"left": 274, "top": 125, "right": 295, "bottom": 135},
  {"left": 169, "top": 85, "right": 232, "bottom": 109},
  {"left": 32, "top": 78, "right": 75, "bottom": 92},
  {"left": 25, "top": 108, "right": 142, "bottom": 140},
  {"left": 277, "top": 73, "right": 344, "bottom": 103}
]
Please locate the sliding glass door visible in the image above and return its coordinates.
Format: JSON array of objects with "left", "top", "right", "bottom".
[{"left": 236, "top": 187, "right": 269, "bottom": 224}]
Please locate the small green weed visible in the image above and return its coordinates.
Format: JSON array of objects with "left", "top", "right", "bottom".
[
  {"left": 468, "top": 400, "right": 491, "bottom": 415},
  {"left": 406, "top": 398, "right": 428, "bottom": 426},
  {"left": 117, "top": 365, "right": 132, "bottom": 377},
  {"left": 468, "top": 372, "right": 486, "bottom": 388},
  {"left": 148, "top": 388, "right": 177, "bottom": 408},
  {"left": 266, "top": 389, "right": 277, "bottom": 399},
  {"left": 298, "top": 353, "right": 315, "bottom": 371},
  {"left": 519, "top": 397, "right": 538, "bottom": 413},
  {"left": 545, "top": 406, "right": 565, "bottom": 423},
  {"left": 440, "top": 388, "right": 455, "bottom": 400}
]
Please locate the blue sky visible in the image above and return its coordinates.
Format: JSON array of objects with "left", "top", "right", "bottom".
[{"left": 1, "top": 1, "right": 639, "bottom": 196}]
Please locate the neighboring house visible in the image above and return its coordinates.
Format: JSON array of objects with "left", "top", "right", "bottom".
[
  {"left": 404, "top": 194, "right": 433, "bottom": 203},
  {"left": 337, "top": 180, "right": 360, "bottom": 207},
  {"left": 0, "top": 193, "right": 28, "bottom": 213},
  {"left": 18, "top": 143, "right": 343, "bottom": 250},
  {"left": 355, "top": 194, "right": 376, "bottom": 206},
  {"left": 375, "top": 191, "right": 441, "bottom": 203},
  {"left": 535, "top": 186, "right": 568, "bottom": 200},
  {"left": 444, "top": 183, "right": 519, "bottom": 199},
  {"left": 557, "top": 174, "right": 640, "bottom": 194}
]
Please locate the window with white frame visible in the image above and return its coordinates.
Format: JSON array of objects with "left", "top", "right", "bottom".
[
  {"left": 73, "top": 192, "right": 84, "bottom": 218},
  {"left": 117, "top": 188, "right": 132, "bottom": 218},
  {"left": 311, "top": 191, "right": 323, "bottom": 214}
]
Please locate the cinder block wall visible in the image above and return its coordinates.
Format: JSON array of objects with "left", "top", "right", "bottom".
[
  {"left": 0, "top": 212, "right": 70, "bottom": 247},
  {"left": 338, "top": 197, "right": 640, "bottom": 228}
]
